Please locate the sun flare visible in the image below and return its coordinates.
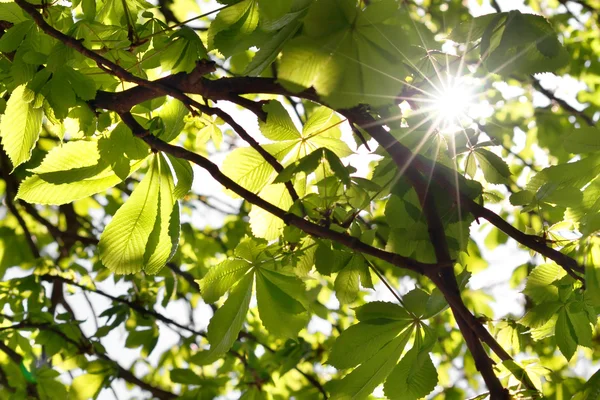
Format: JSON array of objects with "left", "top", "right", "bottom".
[{"left": 431, "top": 82, "right": 474, "bottom": 134}]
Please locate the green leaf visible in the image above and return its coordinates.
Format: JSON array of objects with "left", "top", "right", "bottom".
[
  {"left": 98, "top": 123, "right": 150, "bottom": 180},
  {"left": 194, "top": 273, "right": 253, "bottom": 365},
  {"left": 526, "top": 155, "right": 600, "bottom": 192},
  {"left": 99, "top": 155, "right": 161, "bottom": 274},
  {"left": 257, "top": 0, "right": 291, "bottom": 21},
  {"left": 274, "top": 147, "right": 324, "bottom": 183},
  {"left": 61, "top": 66, "right": 96, "bottom": 100},
  {"left": 563, "top": 127, "right": 600, "bottom": 154},
  {"left": 170, "top": 368, "right": 202, "bottom": 385},
  {"left": 256, "top": 268, "right": 308, "bottom": 338},
  {"left": 510, "top": 190, "right": 535, "bottom": 206},
  {"left": 17, "top": 140, "right": 147, "bottom": 205},
  {"left": 70, "top": 372, "right": 106, "bottom": 400},
  {"left": 567, "top": 307, "right": 593, "bottom": 348},
  {"left": 198, "top": 258, "right": 252, "bottom": 304},
  {"left": 523, "top": 263, "right": 565, "bottom": 303},
  {"left": 324, "top": 149, "right": 350, "bottom": 184},
  {"left": 384, "top": 346, "right": 438, "bottom": 400},
  {"left": 334, "top": 254, "right": 365, "bottom": 304},
  {"left": 354, "top": 302, "right": 412, "bottom": 322},
  {"left": 208, "top": 0, "right": 259, "bottom": 57},
  {"left": 0, "top": 21, "right": 34, "bottom": 53},
  {"left": 144, "top": 154, "right": 177, "bottom": 275},
  {"left": 249, "top": 183, "right": 293, "bottom": 240},
  {"left": 519, "top": 301, "right": 562, "bottom": 329},
  {"left": 161, "top": 27, "right": 208, "bottom": 73},
  {"left": 158, "top": 98, "right": 188, "bottom": 142},
  {"left": 244, "top": 19, "right": 302, "bottom": 76},
  {"left": 573, "top": 368, "right": 600, "bottom": 400},
  {"left": 330, "top": 327, "right": 413, "bottom": 400},
  {"left": 314, "top": 241, "right": 350, "bottom": 276},
  {"left": 168, "top": 155, "right": 194, "bottom": 199},
  {"left": 279, "top": 2, "right": 431, "bottom": 108},
  {"left": 328, "top": 320, "right": 410, "bottom": 369},
  {"left": 222, "top": 142, "right": 296, "bottom": 195},
  {"left": 474, "top": 148, "right": 511, "bottom": 184},
  {"left": 555, "top": 308, "right": 578, "bottom": 361},
  {"left": 448, "top": 14, "right": 502, "bottom": 43},
  {"left": 585, "top": 264, "right": 600, "bottom": 307},
  {"left": 259, "top": 101, "right": 301, "bottom": 141},
  {"left": 0, "top": 85, "right": 43, "bottom": 169},
  {"left": 0, "top": 2, "right": 29, "bottom": 23},
  {"left": 483, "top": 11, "right": 569, "bottom": 76},
  {"left": 403, "top": 288, "right": 430, "bottom": 318},
  {"left": 82, "top": 0, "right": 96, "bottom": 20},
  {"left": 465, "top": 153, "right": 477, "bottom": 178}
]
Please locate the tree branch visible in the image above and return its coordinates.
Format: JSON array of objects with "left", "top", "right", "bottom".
[
  {"left": 117, "top": 111, "right": 438, "bottom": 274},
  {"left": 15, "top": 0, "right": 215, "bottom": 115},
  {"left": 0, "top": 321, "right": 176, "bottom": 399}
]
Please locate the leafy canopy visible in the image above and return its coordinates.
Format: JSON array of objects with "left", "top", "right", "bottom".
[{"left": 0, "top": 0, "right": 599, "bottom": 399}]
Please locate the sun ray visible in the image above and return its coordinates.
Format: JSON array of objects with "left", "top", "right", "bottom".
[
  {"left": 360, "top": 9, "right": 444, "bottom": 95},
  {"left": 325, "top": 48, "right": 439, "bottom": 99}
]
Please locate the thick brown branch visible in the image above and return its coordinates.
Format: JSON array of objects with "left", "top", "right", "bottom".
[
  {"left": 118, "top": 111, "right": 438, "bottom": 274},
  {"left": 15, "top": 0, "right": 215, "bottom": 115},
  {"left": 207, "top": 106, "right": 300, "bottom": 202},
  {"left": 342, "top": 110, "right": 584, "bottom": 277},
  {"left": 92, "top": 75, "right": 584, "bottom": 277},
  {"left": 1, "top": 320, "right": 176, "bottom": 399}
]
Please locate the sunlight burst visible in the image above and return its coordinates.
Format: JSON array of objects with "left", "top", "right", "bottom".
[{"left": 431, "top": 81, "right": 474, "bottom": 134}]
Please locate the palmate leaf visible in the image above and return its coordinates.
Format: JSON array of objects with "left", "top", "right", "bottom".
[
  {"left": 278, "top": 0, "right": 432, "bottom": 108},
  {"left": 157, "top": 99, "right": 188, "bottom": 143},
  {"left": 383, "top": 346, "right": 438, "bottom": 400},
  {"left": 99, "top": 153, "right": 177, "bottom": 275},
  {"left": 99, "top": 155, "right": 162, "bottom": 274},
  {"left": 473, "top": 148, "right": 511, "bottom": 185},
  {"left": 223, "top": 101, "right": 351, "bottom": 203},
  {"left": 330, "top": 327, "right": 413, "bottom": 400},
  {"left": 244, "top": 19, "right": 302, "bottom": 76},
  {"left": 0, "top": 84, "right": 43, "bottom": 169},
  {"left": 256, "top": 268, "right": 309, "bottom": 338},
  {"left": 197, "top": 237, "right": 310, "bottom": 343},
  {"left": 222, "top": 141, "right": 297, "bottom": 195},
  {"left": 555, "top": 308, "right": 578, "bottom": 361},
  {"left": 17, "top": 140, "right": 147, "bottom": 205},
  {"left": 198, "top": 258, "right": 252, "bottom": 303},
  {"left": 168, "top": 155, "right": 194, "bottom": 199},
  {"left": 334, "top": 254, "right": 371, "bottom": 304},
  {"left": 208, "top": 0, "right": 260, "bottom": 57},
  {"left": 144, "top": 154, "right": 177, "bottom": 274},
  {"left": 328, "top": 302, "right": 414, "bottom": 398},
  {"left": 194, "top": 273, "right": 253, "bottom": 365},
  {"left": 249, "top": 183, "right": 294, "bottom": 240},
  {"left": 327, "top": 320, "right": 410, "bottom": 369},
  {"left": 563, "top": 127, "right": 600, "bottom": 154}
]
